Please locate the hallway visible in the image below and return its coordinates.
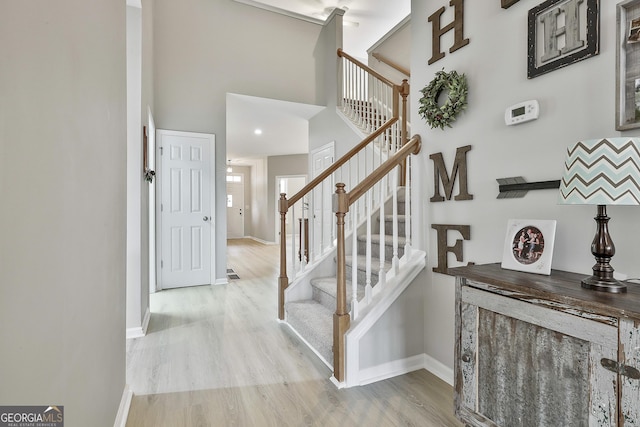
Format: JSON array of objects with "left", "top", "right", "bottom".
[{"left": 125, "top": 239, "right": 461, "bottom": 426}]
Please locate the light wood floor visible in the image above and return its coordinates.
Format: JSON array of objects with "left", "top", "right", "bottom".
[{"left": 126, "top": 238, "right": 462, "bottom": 426}]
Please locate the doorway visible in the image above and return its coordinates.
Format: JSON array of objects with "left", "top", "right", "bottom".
[
  {"left": 156, "top": 129, "right": 215, "bottom": 290},
  {"left": 275, "top": 175, "right": 307, "bottom": 237},
  {"left": 226, "top": 173, "right": 245, "bottom": 238}
]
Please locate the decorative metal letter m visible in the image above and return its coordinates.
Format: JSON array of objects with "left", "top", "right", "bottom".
[{"left": 430, "top": 145, "right": 473, "bottom": 202}]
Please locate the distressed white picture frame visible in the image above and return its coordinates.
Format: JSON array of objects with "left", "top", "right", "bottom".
[{"left": 501, "top": 219, "right": 557, "bottom": 275}]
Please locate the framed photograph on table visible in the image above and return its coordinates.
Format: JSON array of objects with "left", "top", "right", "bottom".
[
  {"left": 527, "top": 0, "right": 600, "bottom": 78},
  {"left": 616, "top": 0, "right": 640, "bottom": 130},
  {"left": 501, "top": 219, "right": 556, "bottom": 275}
]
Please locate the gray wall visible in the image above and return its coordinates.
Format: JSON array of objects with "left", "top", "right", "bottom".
[
  {"left": 368, "top": 18, "right": 411, "bottom": 87},
  {"left": 152, "top": 0, "right": 326, "bottom": 281},
  {"left": 0, "top": 1, "right": 127, "bottom": 425},
  {"left": 308, "top": 10, "right": 361, "bottom": 158},
  {"left": 411, "top": 0, "right": 640, "bottom": 373}
]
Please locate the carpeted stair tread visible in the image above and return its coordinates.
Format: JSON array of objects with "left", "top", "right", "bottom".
[
  {"left": 345, "top": 254, "right": 393, "bottom": 272},
  {"left": 358, "top": 233, "right": 407, "bottom": 246},
  {"left": 285, "top": 300, "right": 333, "bottom": 365},
  {"left": 311, "top": 276, "right": 364, "bottom": 306}
]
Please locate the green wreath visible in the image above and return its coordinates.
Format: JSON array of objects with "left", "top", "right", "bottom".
[{"left": 418, "top": 70, "right": 468, "bottom": 130}]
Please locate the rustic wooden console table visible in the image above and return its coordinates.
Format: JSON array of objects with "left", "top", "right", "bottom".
[{"left": 449, "top": 263, "right": 640, "bottom": 426}]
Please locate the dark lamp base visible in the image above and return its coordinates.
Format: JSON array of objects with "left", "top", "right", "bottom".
[{"left": 581, "top": 276, "right": 627, "bottom": 293}]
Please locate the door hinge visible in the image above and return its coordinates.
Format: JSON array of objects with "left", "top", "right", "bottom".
[
  {"left": 161, "top": 260, "right": 164, "bottom": 268},
  {"left": 159, "top": 146, "right": 164, "bottom": 155},
  {"left": 601, "top": 358, "right": 640, "bottom": 380},
  {"left": 161, "top": 203, "right": 163, "bottom": 212}
]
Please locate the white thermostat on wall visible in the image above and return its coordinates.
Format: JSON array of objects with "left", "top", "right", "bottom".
[{"left": 504, "top": 100, "right": 539, "bottom": 126}]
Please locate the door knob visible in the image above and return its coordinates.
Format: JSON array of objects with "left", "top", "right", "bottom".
[{"left": 203, "top": 216, "right": 209, "bottom": 221}]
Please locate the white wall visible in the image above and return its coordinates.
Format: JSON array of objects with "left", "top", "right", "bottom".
[
  {"left": 152, "top": 0, "right": 326, "bottom": 281},
  {"left": 0, "top": 1, "right": 127, "bottom": 425},
  {"left": 411, "top": 0, "right": 640, "bottom": 373}
]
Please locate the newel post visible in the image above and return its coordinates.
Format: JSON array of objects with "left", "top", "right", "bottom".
[
  {"left": 400, "top": 79, "right": 410, "bottom": 187},
  {"left": 278, "top": 193, "right": 289, "bottom": 320},
  {"left": 333, "top": 183, "right": 350, "bottom": 383}
]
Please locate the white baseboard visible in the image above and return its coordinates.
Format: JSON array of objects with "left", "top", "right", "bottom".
[
  {"left": 423, "top": 353, "right": 454, "bottom": 386},
  {"left": 357, "top": 354, "right": 426, "bottom": 386},
  {"left": 246, "top": 236, "right": 277, "bottom": 245},
  {"left": 214, "top": 278, "right": 228, "bottom": 285},
  {"left": 126, "top": 307, "right": 150, "bottom": 340},
  {"left": 356, "top": 353, "right": 453, "bottom": 387},
  {"left": 113, "top": 384, "right": 133, "bottom": 427}
]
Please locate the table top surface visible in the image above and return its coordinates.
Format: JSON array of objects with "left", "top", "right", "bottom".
[{"left": 448, "top": 263, "right": 640, "bottom": 320}]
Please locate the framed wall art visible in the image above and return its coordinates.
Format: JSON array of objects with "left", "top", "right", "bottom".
[
  {"left": 501, "top": 0, "right": 521, "bottom": 9},
  {"left": 616, "top": 0, "right": 640, "bottom": 130},
  {"left": 527, "top": 0, "right": 600, "bottom": 79},
  {"left": 501, "top": 219, "right": 556, "bottom": 275}
]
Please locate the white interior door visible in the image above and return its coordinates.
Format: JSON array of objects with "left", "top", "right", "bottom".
[
  {"left": 157, "top": 130, "right": 214, "bottom": 289},
  {"left": 226, "top": 173, "right": 244, "bottom": 238},
  {"left": 311, "top": 142, "right": 335, "bottom": 257}
]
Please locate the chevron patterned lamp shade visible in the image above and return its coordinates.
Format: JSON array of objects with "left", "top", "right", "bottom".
[
  {"left": 559, "top": 137, "right": 640, "bottom": 293},
  {"left": 559, "top": 137, "right": 640, "bottom": 205}
]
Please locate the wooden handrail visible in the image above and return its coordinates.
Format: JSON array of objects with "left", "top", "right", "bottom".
[
  {"left": 348, "top": 134, "right": 421, "bottom": 204},
  {"left": 338, "top": 48, "right": 400, "bottom": 88},
  {"left": 371, "top": 53, "right": 410, "bottom": 78},
  {"left": 284, "top": 116, "right": 398, "bottom": 209}
]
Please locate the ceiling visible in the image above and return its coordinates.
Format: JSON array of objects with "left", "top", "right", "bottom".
[
  {"left": 226, "top": 94, "right": 325, "bottom": 164},
  {"left": 226, "top": 0, "right": 410, "bottom": 166}
]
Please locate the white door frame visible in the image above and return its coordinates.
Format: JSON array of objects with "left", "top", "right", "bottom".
[
  {"left": 155, "top": 129, "right": 215, "bottom": 291},
  {"left": 147, "top": 108, "right": 157, "bottom": 293}
]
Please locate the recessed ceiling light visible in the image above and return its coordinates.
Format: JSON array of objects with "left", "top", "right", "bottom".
[{"left": 254, "top": 128, "right": 262, "bottom": 135}]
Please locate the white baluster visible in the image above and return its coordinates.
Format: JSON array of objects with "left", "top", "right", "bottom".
[
  {"left": 365, "top": 191, "right": 372, "bottom": 303},
  {"left": 391, "top": 171, "right": 399, "bottom": 275},
  {"left": 291, "top": 205, "right": 297, "bottom": 277},
  {"left": 404, "top": 157, "right": 412, "bottom": 260},
  {"left": 378, "top": 173, "right": 386, "bottom": 290},
  {"left": 351, "top": 211, "right": 359, "bottom": 320}
]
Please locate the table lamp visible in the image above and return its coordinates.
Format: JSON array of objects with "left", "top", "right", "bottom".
[{"left": 559, "top": 137, "right": 640, "bottom": 293}]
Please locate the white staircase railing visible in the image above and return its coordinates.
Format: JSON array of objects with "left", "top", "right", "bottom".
[{"left": 278, "top": 49, "right": 415, "bottom": 383}]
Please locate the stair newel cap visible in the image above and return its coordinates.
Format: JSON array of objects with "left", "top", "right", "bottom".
[
  {"left": 278, "top": 193, "right": 289, "bottom": 214},
  {"left": 332, "top": 183, "right": 349, "bottom": 214},
  {"left": 401, "top": 79, "right": 410, "bottom": 97}
]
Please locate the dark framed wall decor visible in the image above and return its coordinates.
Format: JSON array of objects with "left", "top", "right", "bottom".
[
  {"left": 616, "top": 0, "right": 640, "bottom": 130},
  {"left": 501, "top": 0, "right": 521, "bottom": 8},
  {"left": 527, "top": 0, "right": 600, "bottom": 79}
]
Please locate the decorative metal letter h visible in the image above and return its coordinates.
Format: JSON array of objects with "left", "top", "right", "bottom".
[
  {"left": 428, "top": 0, "right": 470, "bottom": 65},
  {"left": 540, "top": 0, "right": 585, "bottom": 63}
]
